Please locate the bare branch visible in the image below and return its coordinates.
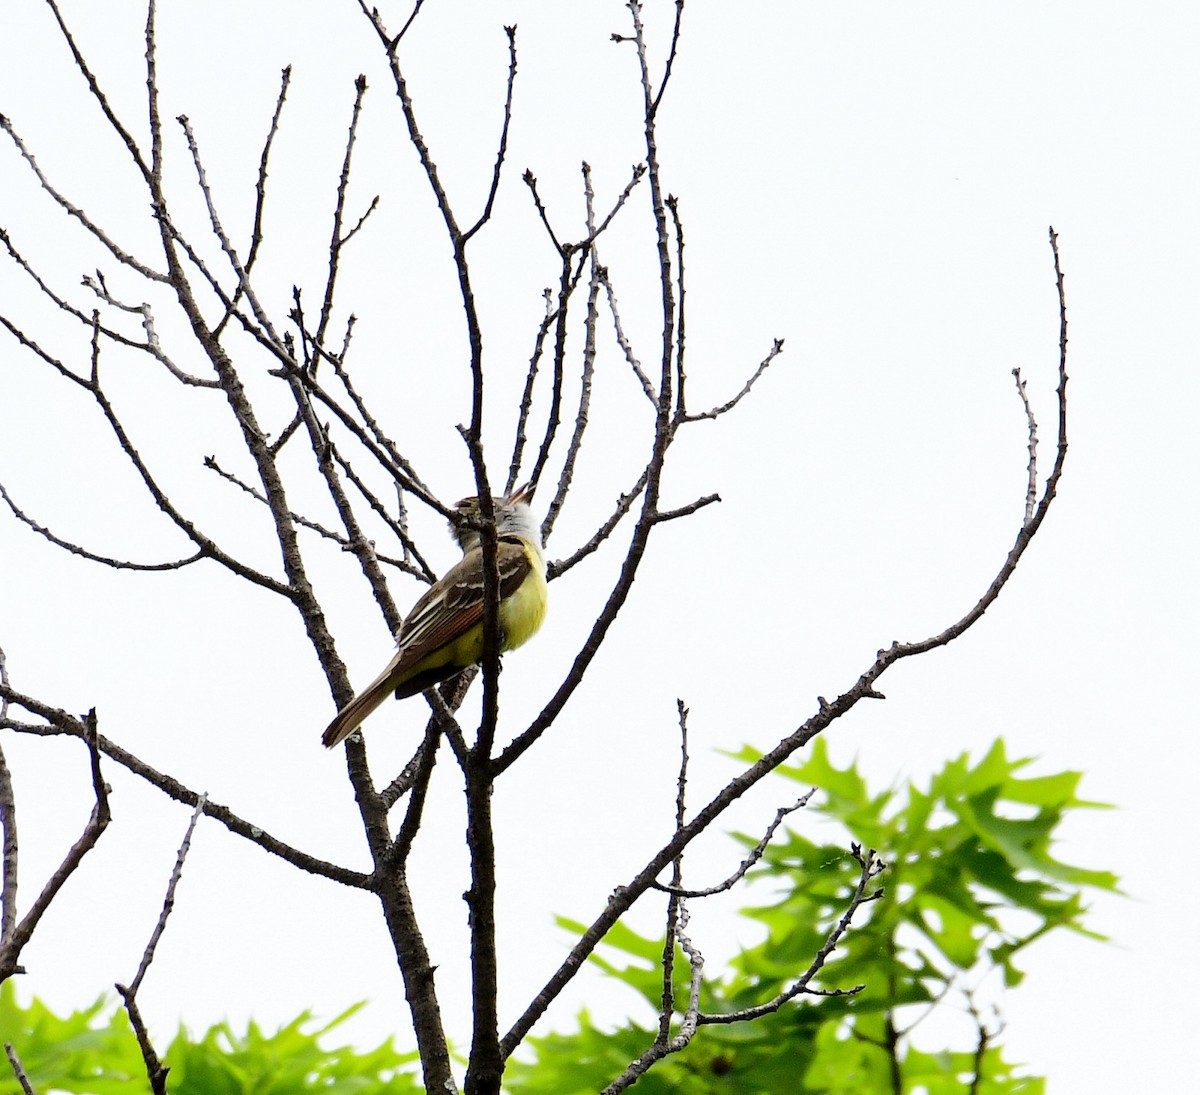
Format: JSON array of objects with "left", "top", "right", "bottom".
[
  {"left": 603, "top": 704, "right": 707, "bottom": 1093},
  {"left": 82, "top": 277, "right": 220, "bottom": 387},
  {"left": 603, "top": 904, "right": 704, "bottom": 1094},
  {"left": 0, "top": 710, "right": 110, "bottom": 982},
  {"left": 3, "top": 1043, "right": 36, "bottom": 1095},
  {"left": 176, "top": 115, "right": 287, "bottom": 349},
  {"left": 965, "top": 991, "right": 1002, "bottom": 1095},
  {"left": 652, "top": 493, "right": 720, "bottom": 525},
  {"left": 3, "top": 307, "right": 298, "bottom": 600},
  {"left": 507, "top": 288, "right": 557, "bottom": 495},
  {"left": 276, "top": 352, "right": 434, "bottom": 507},
  {"left": 0, "top": 232, "right": 207, "bottom": 392},
  {"left": 522, "top": 170, "right": 564, "bottom": 255},
  {"left": 311, "top": 74, "right": 371, "bottom": 361},
  {"left": 544, "top": 469, "right": 647, "bottom": 581},
  {"left": 82, "top": 377, "right": 294, "bottom": 596},
  {"left": 380, "top": 727, "right": 440, "bottom": 814},
  {"left": 464, "top": 26, "right": 519, "bottom": 243},
  {"left": 0, "top": 695, "right": 371, "bottom": 890},
  {"left": 202, "top": 453, "right": 424, "bottom": 580},
  {"left": 587, "top": 162, "right": 648, "bottom": 244},
  {"left": 390, "top": 0, "right": 427, "bottom": 47},
  {"left": 0, "top": 653, "right": 17, "bottom": 945},
  {"left": 682, "top": 338, "right": 785, "bottom": 423},
  {"left": 388, "top": 724, "right": 442, "bottom": 865},
  {"left": 327, "top": 448, "right": 435, "bottom": 580},
  {"left": 128, "top": 794, "right": 206, "bottom": 996},
  {"left": 650, "top": 0, "right": 686, "bottom": 116},
  {"left": 215, "top": 64, "right": 293, "bottom": 340},
  {"left": 0, "top": 114, "right": 164, "bottom": 281},
  {"left": 666, "top": 195, "right": 689, "bottom": 421},
  {"left": 657, "top": 700, "right": 691, "bottom": 1041},
  {"left": 699, "top": 845, "right": 883, "bottom": 1025},
  {"left": 540, "top": 166, "right": 603, "bottom": 542},
  {"left": 599, "top": 266, "right": 657, "bottom": 403},
  {"left": 114, "top": 990, "right": 167, "bottom": 1095},
  {"left": 653, "top": 789, "right": 815, "bottom": 899},
  {"left": 0, "top": 306, "right": 92, "bottom": 389},
  {"left": 113, "top": 795, "right": 206, "bottom": 1095},
  {"left": 525, "top": 247, "right": 591, "bottom": 498},
  {"left": 1013, "top": 366, "right": 1039, "bottom": 524},
  {"left": 341, "top": 195, "right": 380, "bottom": 245},
  {"left": 246, "top": 66, "right": 291, "bottom": 275},
  {"left": 502, "top": 231, "right": 1073, "bottom": 1056},
  {"left": 0, "top": 480, "right": 204, "bottom": 572}
]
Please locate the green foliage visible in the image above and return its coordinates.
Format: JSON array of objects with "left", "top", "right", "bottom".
[
  {"left": 1, "top": 740, "right": 1111, "bottom": 1094},
  {"left": 506, "top": 738, "right": 1113, "bottom": 1094},
  {"left": 0, "top": 985, "right": 420, "bottom": 1095},
  {"left": 0, "top": 987, "right": 146, "bottom": 1094}
]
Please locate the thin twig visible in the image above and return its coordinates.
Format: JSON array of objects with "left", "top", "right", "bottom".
[
  {"left": 176, "top": 115, "right": 286, "bottom": 348},
  {"left": 699, "top": 845, "right": 883, "bottom": 1025},
  {"left": 523, "top": 170, "right": 564, "bottom": 254},
  {"left": 526, "top": 247, "right": 588, "bottom": 499},
  {"left": 656, "top": 700, "right": 691, "bottom": 1043},
  {"left": 215, "top": 64, "right": 293, "bottom": 340},
  {"left": 4, "top": 1043, "right": 37, "bottom": 1095},
  {"left": 652, "top": 494, "right": 720, "bottom": 525},
  {"left": 311, "top": 74, "right": 370, "bottom": 363},
  {"left": 83, "top": 277, "right": 219, "bottom": 387},
  {"left": 1013, "top": 367, "right": 1039, "bottom": 524},
  {"left": 599, "top": 266, "right": 657, "bottom": 403},
  {"left": 278, "top": 355, "right": 434, "bottom": 507},
  {"left": 965, "top": 991, "right": 1001, "bottom": 1095},
  {"left": 541, "top": 165, "right": 603, "bottom": 542},
  {"left": 0, "top": 480, "right": 204, "bottom": 572},
  {"left": 128, "top": 794, "right": 206, "bottom": 995},
  {"left": 464, "top": 26, "right": 518, "bottom": 243},
  {"left": 544, "top": 467, "right": 649, "bottom": 581},
  {"left": 114, "top": 796, "right": 206, "bottom": 1095},
  {"left": 682, "top": 338, "right": 785, "bottom": 423},
  {"left": 653, "top": 789, "right": 815, "bottom": 898},
  {"left": 388, "top": 723, "right": 442, "bottom": 865},
  {"left": 502, "top": 232, "right": 1073, "bottom": 1056},
  {"left": 328, "top": 447, "right": 435, "bottom": 580},
  {"left": 650, "top": 0, "right": 686, "bottom": 116},
  {"left": 0, "top": 694, "right": 370, "bottom": 890},
  {"left": 508, "top": 289, "right": 557, "bottom": 494},
  {"left": 114, "top": 990, "right": 167, "bottom": 1095},
  {"left": 0, "top": 659, "right": 17, "bottom": 945},
  {"left": 390, "top": 0, "right": 426, "bottom": 47},
  {"left": 0, "top": 114, "right": 164, "bottom": 281},
  {"left": 0, "top": 711, "right": 110, "bottom": 981},
  {"left": 603, "top": 904, "right": 703, "bottom": 1094}
]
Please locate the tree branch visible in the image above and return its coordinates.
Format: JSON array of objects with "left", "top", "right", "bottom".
[
  {"left": 114, "top": 795, "right": 206, "bottom": 1095},
  {"left": 0, "top": 710, "right": 110, "bottom": 982},
  {"left": 0, "top": 693, "right": 371, "bottom": 890}
]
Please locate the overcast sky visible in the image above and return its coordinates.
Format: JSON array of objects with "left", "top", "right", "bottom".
[{"left": 1, "top": 2, "right": 1196, "bottom": 1091}]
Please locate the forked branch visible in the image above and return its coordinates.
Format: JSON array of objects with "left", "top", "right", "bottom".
[{"left": 502, "top": 227, "right": 1072, "bottom": 1058}]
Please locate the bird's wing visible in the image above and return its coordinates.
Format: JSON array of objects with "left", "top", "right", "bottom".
[
  {"left": 321, "top": 539, "right": 533, "bottom": 748},
  {"left": 393, "top": 537, "right": 533, "bottom": 660}
]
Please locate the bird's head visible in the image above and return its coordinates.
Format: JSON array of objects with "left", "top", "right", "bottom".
[{"left": 450, "top": 482, "right": 540, "bottom": 552}]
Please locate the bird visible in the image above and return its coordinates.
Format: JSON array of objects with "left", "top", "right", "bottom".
[{"left": 321, "top": 483, "right": 548, "bottom": 748}]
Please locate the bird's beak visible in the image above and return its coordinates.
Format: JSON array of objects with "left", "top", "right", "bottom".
[{"left": 507, "top": 481, "right": 534, "bottom": 506}]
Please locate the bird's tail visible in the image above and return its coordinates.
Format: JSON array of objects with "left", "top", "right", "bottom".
[{"left": 321, "top": 674, "right": 396, "bottom": 749}]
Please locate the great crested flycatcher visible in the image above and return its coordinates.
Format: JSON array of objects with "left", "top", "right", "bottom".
[{"left": 321, "top": 484, "right": 547, "bottom": 748}]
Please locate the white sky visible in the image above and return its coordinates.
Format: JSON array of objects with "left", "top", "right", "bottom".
[{"left": 1, "top": 2, "right": 1197, "bottom": 1091}]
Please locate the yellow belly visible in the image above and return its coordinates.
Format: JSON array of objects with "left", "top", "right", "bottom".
[
  {"left": 435, "top": 551, "right": 548, "bottom": 669},
  {"left": 498, "top": 554, "right": 549, "bottom": 651}
]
